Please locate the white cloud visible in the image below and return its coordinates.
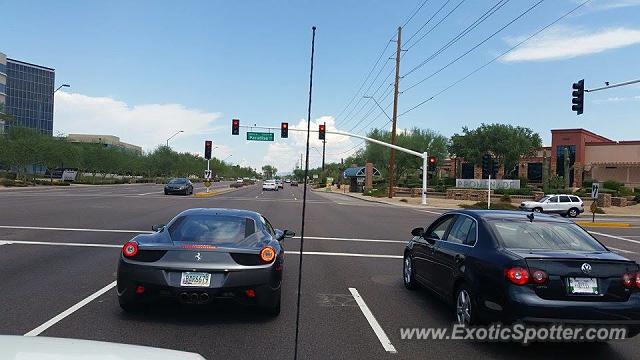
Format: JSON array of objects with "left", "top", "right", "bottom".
[
  {"left": 593, "top": 95, "right": 640, "bottom": 103},
  {"left": 261, "top": 115, "right": 357, "bottom": 173},
  {"left": 501, "top": 26, "right": 640, "bottom": 62},
  {"left": 54, "top": 91, "right": 222, "bottom": 151},
  {"left": 576, "top": 0, "right": 640, "bottom": 11}
]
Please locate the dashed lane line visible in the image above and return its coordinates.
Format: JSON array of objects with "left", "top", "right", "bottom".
[
  {"left": 24, "top": 281, "right": 117, "bottom": 336},
  {"left": 348, "top": 288, "right": 397, "bottom": 354}
]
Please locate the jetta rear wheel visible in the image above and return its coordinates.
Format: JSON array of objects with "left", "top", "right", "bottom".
[{"left": 455, "top": 285, "right": 475, "bottom": 326}]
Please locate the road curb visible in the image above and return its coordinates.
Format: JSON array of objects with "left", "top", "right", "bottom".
[
  {"left": 313, "top": 189, "right": 455, "bottom": 210},
  {"left": 575, "top": 221, "right": 631, "bottom": 228},
  {"left": 194, "top": 185, "right": 251, "bottom": 197}
]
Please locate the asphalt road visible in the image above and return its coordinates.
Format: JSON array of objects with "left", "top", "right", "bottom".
[{"left": 1, "top": 183, "right": 640, "bottom": 359}]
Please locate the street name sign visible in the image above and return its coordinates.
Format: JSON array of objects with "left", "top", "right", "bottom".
[{"left": 247, "top": 132, "right": 274, "bottom": 141}]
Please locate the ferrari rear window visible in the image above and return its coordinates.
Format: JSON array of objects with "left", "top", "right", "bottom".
[
  {"left": 488, "top": 220, "right": 606, "bottom": 252},
  {"left": 168, "top": 215, "right": 255, "bottom": 244}
]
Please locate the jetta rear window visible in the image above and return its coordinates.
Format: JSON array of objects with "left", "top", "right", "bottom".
[
  {"left": 488, "top": 220, "right": 606, "bottom": 252},
  {"left": 168, "top": 215, "right": 255, "bottom": 244}
]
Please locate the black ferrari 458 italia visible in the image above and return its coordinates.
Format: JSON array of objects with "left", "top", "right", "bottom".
[
  {"left": 404, "top": 210, "right": 640, "bottom": 337},
  {"left": 117, "top": 208, "right": 294, "bottom": 316}
]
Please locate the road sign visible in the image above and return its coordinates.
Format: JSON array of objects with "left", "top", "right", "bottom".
[
  {"left": 313, "top": 174, "right": 319, "bottom": 179},
  {"left": 204, "top": 170, "right": 212, "bottom": 179},
  {"left": 591, "top": 183, "right": 599, "bottom": 198},
  {"left": 246, "top": 132, "right": 274, "bottom": 141}
]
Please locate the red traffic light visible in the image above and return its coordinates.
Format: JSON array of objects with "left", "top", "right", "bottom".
[
  {"left": 318, "top": 124, "right": 326, "bottom": 140},
  {"left": 281, "top": 122, "right": 289, "bottom": 138},
  {"left": 204, "top": 140, "right": 212, "bottom": 160},
  {"left": 428, "top": 156, "right": 437, "bottom": 164},
  {"left": 232, "top": 119, "right": 240, "bottom": 135}
]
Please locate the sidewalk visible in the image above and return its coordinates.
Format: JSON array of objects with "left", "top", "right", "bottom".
[{"left": 316, "top": 186, "right": 640, "bottom": 217}]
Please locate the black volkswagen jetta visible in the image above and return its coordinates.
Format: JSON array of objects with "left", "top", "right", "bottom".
[
  {"left": 403, "top": 210, "right": 640, "bottom": 336},
  {"left": 164, "top": 178, "right": 194, "bottom": 195}
]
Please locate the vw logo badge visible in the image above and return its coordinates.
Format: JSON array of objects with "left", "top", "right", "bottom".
[
  {"left": 581, "top": 263, "right": 592, "bottom": 274},
  {"left": 195, "top": 252, "right": 202, "bottom": 261}
]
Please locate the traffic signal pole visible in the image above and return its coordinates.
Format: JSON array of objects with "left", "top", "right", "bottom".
[{"left": 236, "top": 123, "right": 429, "bottom": 204}]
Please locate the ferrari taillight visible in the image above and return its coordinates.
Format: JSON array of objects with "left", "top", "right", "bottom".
[
  {"left": 259, "top": 246, "right": 276, "bottom": 263},
  {"left": 122, "top": 241, "right": 138, "bottom": 257}
]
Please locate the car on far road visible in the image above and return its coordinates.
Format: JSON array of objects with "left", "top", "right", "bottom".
[
  {"left": 291, "top": 180, "right": 298, "bottom": 187},
  {"left": 117, "top": 208, "right": 295, "bottom": 316},
  {"left": 276, "top": 179, "right": 284, "bottom": 189},
  {"left": 236, "top": 178, "right": 244, "bottom": 184},
  {"left": 403, "top": 210, "right": 640, "bottom": 337},
  {"left": 519, "top": 194, "right": 584, "bottom": 218},
  {"left": 262, "top": 179, "right": 278, "bottom": 191},
  {"left": 285, "top": 179, "right": 291, "bottom": 183},
  {"left": 164, "top": 178, "right": 194, "bottom": 196}
]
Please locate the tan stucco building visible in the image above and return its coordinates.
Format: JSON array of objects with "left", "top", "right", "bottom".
[{"left": 66, "top": 134, "right": 143, "bottom": 155}]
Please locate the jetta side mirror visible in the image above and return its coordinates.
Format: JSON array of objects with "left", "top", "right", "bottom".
[
  {"left": 411, "top": 227, "right": 425, "bottom": 237},
  {"left": 151, "top": 224, "right": 165, "bottom": 232}
]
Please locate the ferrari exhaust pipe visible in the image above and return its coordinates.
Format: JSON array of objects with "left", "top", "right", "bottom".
[
  {"left": 179, "top": 292, "right": 190, "bottom": 303},
  {"left": 190, "top": 293, "right": 199, "bottom": 303},
  {"left": 200, "top": 293, "right": 210, "bottom": 303}
]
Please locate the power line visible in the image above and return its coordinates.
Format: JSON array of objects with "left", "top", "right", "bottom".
[
  {"left": 403, "top": 0, "right": 510, "bottom": 77},
  {"left": 404, "top": 0, "right": 467, "bottom": 51},
  {"left": 402, "top": 0, "right": 545, "bottom": 93},
  {"left": 334, "top": 38, "right": 394, "bottom": 122},
  {"left": 348, "top": 84, "right": 394, "bottom": 132},
  {"left": 403, "top": 0, "right": 433, "bottom": 28},
  {"left": 399, "top": 0, "right": 593, "bottom": 117},
  {"left": 340, "top": 59, "right": 394, "bottom": 128}
]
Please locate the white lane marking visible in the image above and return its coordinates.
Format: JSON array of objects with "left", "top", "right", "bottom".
[
  {"left": 0, "top": 241, "right": 10, "bottom": 246},
  {"left": 137, "top": 191, "right": 160, "bottom": 196},
  {"left": 292, "top": 236, "right": 405, "bottom": 244},
  {"left": 590, "top": 231, "right": 640, "bottom": 245},
  {"left": 608, "top": 246, "right": 636, "bottom": 254},
  {"left": 25, "top": 281, "right": 117, "bottom": 336},
  {"left": 285, "top": 251, "right": 401, "bottom": 259},
  {"left": 415, "top": 209, "right": 444, "bottom": 215},
  {"left": 0, "top": 225, "right": 152, "bottom": 234},
  {"left": 348, "top": 288, "right": 397, "bottom": 353},
  {"left": 1, "top": 240, "right": 120, "bottom": 248}
]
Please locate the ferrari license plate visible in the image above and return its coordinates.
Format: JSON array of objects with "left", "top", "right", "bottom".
[
  {"left": 180, "top": 272, "right": 211, "bottom": 287},
  {"left": 568, "top": 277, "right": 598, "bottom": 294}
]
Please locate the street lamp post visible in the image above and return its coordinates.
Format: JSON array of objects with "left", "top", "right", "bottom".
[
  {"left": 166, "top": 130, "right": 184, "bottom": 147},
  {"left": 54, "top": 84, "right": 70, "bottom": 94}
]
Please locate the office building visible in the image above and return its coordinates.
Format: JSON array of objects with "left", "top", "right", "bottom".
[
  {"left": 0, "top": 52, "right": 6, "bottom": 133},
  {"left": 1, "top": 51, "right": 55, "bottom": 135}
]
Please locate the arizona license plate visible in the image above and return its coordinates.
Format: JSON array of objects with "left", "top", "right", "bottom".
[
  {"left": 568, "top": 277, "right": 598, "bottom": 294},
  {"left": 180, "top": 272, "right": 211, "bottom": 287}
]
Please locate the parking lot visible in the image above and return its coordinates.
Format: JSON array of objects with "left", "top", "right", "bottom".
[{"left": 1, "top": 183, "right": 640, "bottom": 359}]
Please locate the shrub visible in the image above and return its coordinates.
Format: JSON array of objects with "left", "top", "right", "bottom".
[
  {"left": 582, "top": 179, "right": 594, "bottom": 188},
  {"left": 0, "top": 171, "right": 18, "bottom": 180},
  {"left": 634, "top": 187, "right": 640, "bottom": 194},
  {"left": 364, "top": 188, "right": 386, "bottom": 197},
  {"left": 618, "top": 187, "right": 634, "bottom": 196},
  {"left": 603, "top": 180, "right": 624, "bottom": 192},
  {"left": 500, "top": 194, "right": 511, "bottom": 202},
  {"left": 494, "top": 188, "right": 532, "bottom": 196},
  {"left": 459, "top": 202, "right": 518, "bottom": 210}
]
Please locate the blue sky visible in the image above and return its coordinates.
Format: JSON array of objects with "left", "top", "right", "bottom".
[{"left": 3, "top": 0, "right": 640, "bottom": 173}]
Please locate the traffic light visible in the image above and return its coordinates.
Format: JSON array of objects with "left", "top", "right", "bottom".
[
  {"left": 318, "top": 124, "right": 326, "bottom": 140},
  {"left": 427, "top": 156, "right": 437, "bottom": 172},
  {"left": 572, "top": 79, "right": 584, "bottom": 115},
  {"left": 492, "top": 159, "right": 499, "bottom": 178},
  {"left": 281, "top": 122, "right": 288, "bottom": 138},
  {"left": 232, "top": 119, "right": 240, "bottom": 135},
  {"left": 204, "top": 140, "right": 212, "bottom": 160},
  {"left": 482, "top": 153, "right": 492, "bottom": 178}
]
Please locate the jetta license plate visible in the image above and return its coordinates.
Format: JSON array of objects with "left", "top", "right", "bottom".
[
  {"left": 568, "top": 277, "right": 598, "bottom": 294},
  {"left": 180, "top": 272, "right": 211, "bottom": 287}
]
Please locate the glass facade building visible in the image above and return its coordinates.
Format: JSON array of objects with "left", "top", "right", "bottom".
[{"left": 4, "top": 58, "right": 55, "bottom": 135}]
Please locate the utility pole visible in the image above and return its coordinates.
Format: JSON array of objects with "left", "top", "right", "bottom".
[
  {"left": 322, "top": 122, "right": 326, "bottom": 172},
  {"left": 388, "top": 26, "right": 402, "bottom": 199}
]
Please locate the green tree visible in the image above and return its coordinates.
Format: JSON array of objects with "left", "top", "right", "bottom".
[
  {"left": 261, "top": 165, "right": 277, "bottom": 179},
  {"left": 449, "top": 123, "right": 542, "bottom": 178}
]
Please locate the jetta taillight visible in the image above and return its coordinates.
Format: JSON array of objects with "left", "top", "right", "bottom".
[
  {"left": 505, "top": 267, "right": 530, "bottom": 285},
  {"left": 122, "top": 241, "right": 138, "bottom": 257},
  {"left": 622, "top": 273, "right": 639, "bottom": 289},
  {"left": 530, "top": 269, "right": 548, "bottom": 284}
]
